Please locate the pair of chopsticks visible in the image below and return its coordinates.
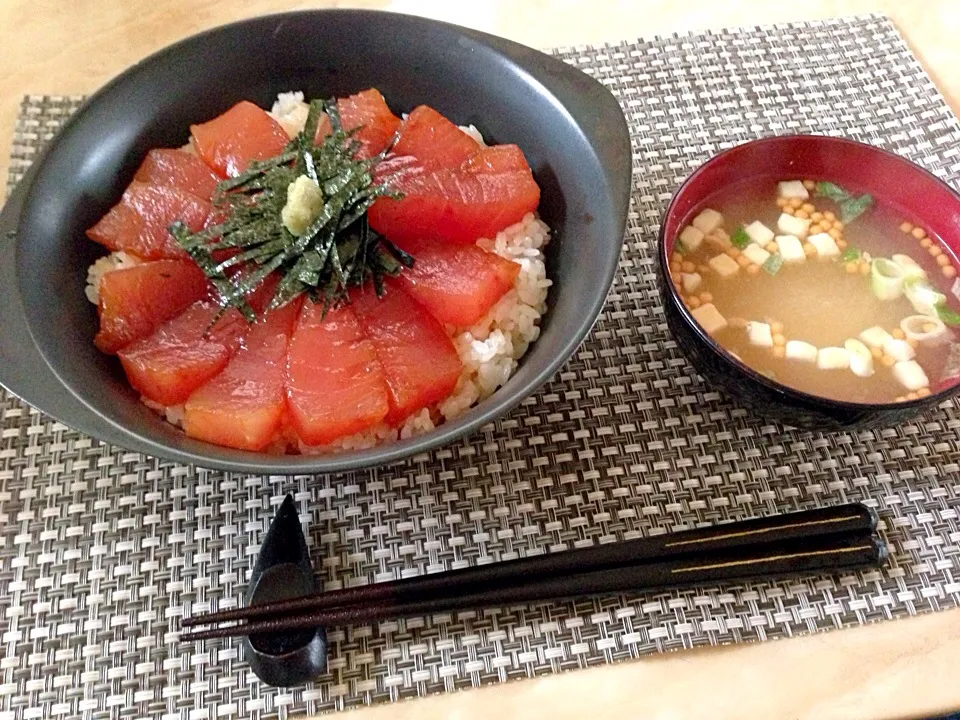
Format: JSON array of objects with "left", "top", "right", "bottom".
[{"left": 180, "top": 503, "right": 886, "bottom": 642}]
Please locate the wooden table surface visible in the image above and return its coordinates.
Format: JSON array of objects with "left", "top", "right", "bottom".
[{"left": 1, "top": 1, "right": 959, "bottom": 718}]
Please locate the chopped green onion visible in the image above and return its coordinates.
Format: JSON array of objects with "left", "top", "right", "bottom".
[
  {"left": 731, "top": 226, "right": 751, "bottom": 249},
  {"left": 892, "top": 254, "right": 927, "bottom": 281},
  {"left": 840, "top": 247, "right": 861, "bottom": 263},
  {"left": 871, "top": 258, "right": 906, "bottom": 300},
  {"left": 935, "top": 303, "right": 960, "bottom": 326},
  {"left": 762, "top": 251, "right": 783, "bottom": 275},
  {"left": 905, "top": 277, "right": 947, "bottom": 316}
]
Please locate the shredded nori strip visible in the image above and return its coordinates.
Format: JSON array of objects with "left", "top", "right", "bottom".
[{"left": 171, "top": 98, "right": 406, "bottom": 318}]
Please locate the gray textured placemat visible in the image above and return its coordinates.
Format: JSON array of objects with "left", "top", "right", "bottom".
[{"left": 3, "top": 12, "right": 960, "bottom": 720}]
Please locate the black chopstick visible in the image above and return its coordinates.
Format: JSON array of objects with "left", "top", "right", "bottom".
[
  {"left": 181, "top": 530, "right": 886, "bottom": 641},
  {"left": 182, "top": 503, "right": 876, "bottom": 629},
  {"left": 180, "top": 504, "right": 882, "bottom": 641}
]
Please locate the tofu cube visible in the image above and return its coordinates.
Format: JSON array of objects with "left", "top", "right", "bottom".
[
  {"left": 742, "top": 244, "right": 771, "bottom": 266},
  {"left": 708, "top": 253, "right": 740, "bottom": 278},
  {"left": 883, "top": 337, "right": 916, "bottom": 362},
  {"left": 808, "top": 232, "right": 840, "bottom": 258},
  {"left": 893, "top": 360, "right": 930, "bottom": 391},
  {"left": 678, "top": 225, "right": 704, "bottom": 253},
  {"left": 692, "top": 208, "right": 724, "bottom": 235},
  {"left": 681, "top": 272, "right": 702, "bottom": 294},
  {"left": 778, "top": 180, "right": 809, "bottom": 200},
  {"left": 777, "top": 212, "right": 811, "bottom": 239},
  {"left": 859, "top": 326, "right": 893, "bottom": 348},
  {"left": 744, "top": 221, "right": 775, "bottom": 245},
  {"left": 705, "top": 229, "right": 732, "bottom": 252},
  {"left": 785, "top": 340, "right": 818, "bottom": 362},
  {"left": 691, "top": 303, "right": 727, "bottom": 335},
  {"left": 746, "top": 321, "right": 774, "bottom": 347},
  {"left": 776, "top": 235, "right": 805, "bottom": 263},
  {"left": 817, "top": 347, "right": 850, "bottom": 370}
]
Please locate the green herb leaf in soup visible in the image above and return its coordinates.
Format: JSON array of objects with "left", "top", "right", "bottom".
[
  {"left": 814, "top": 181, "right": 873, "bottom": 224},
  {"left": 936, "top": 302, "right": 960, "bottom": 326},
  {"left": 815, "top": 181, "right": 851, "bottom": 204},
  {"left": 762, "top": 252, "right": 784, "bottom": 276},
  {"left": 839, "top": 194, "right": 874, "bottom": 224}
]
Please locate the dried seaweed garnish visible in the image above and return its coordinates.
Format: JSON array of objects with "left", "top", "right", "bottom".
[{"left": 171, "top": 98, "right": 406, "bottom": 319}]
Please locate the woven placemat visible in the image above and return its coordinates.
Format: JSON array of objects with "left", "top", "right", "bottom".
[{"left": 3, "top": 12, "right": 960, "bottom": 720}]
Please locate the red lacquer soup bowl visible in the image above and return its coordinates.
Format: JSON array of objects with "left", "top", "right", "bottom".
[{"left": 658, "top": 135, "right": 960, "bottom": 429}]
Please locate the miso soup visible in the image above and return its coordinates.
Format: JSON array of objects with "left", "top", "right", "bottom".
[{"left": 669, "top": 178, "right": 960, "bottom": 403}]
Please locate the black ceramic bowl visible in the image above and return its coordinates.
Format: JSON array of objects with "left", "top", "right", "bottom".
[
  {"left": 658, "top": 135, "right": 960, "bottom": 429},
  {"left": 0, "top": 10, "right": 631, "bottom": 473}
]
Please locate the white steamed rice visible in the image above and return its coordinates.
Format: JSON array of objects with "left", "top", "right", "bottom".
[
  {"left": 88, "top": 93, "right": 552, "bottom": 453},
  {"left": 85, "top": 251, "right": 142, "bottom": 304}
]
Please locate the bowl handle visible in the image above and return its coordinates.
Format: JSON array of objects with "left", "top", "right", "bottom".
[{"left": 0, "top": 168, "right": 96, "bottom": 425}]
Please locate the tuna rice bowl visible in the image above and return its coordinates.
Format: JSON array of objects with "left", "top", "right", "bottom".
[{"left": 83, "top": 89, "right": 552, "bottom": 454}]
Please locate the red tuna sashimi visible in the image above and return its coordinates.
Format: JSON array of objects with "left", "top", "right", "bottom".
[
  {"left": 392, "top": 105, "right": 480, "bottom": 170},
  {"left": 315, "top": 88, "right": 402, "bottom": 159},
  {"left": 396, "top": 242, "right": 520, "bottom": 327},
  {"left": 285, "top": 302, "right": 391, "bottom": 445},
  {"left": 118, "top": 301, "right": 248, "bottom": 406},
  {"left": 86, "top": 181, "right": 210, "bottom": 259},
  {"left": 351, "top": 283, "right": 462, "bottom": 425},
  {"left": 367, "top": 152, "right": 540, "bottom": 245},
  {"left": 94, "top": 260, "right": 209, "bottom": 354},
  {"left": 191, "top": 101, "right": 290, "bottom": 178},
  {"left": 183, "top": 300, "right": 302, "bottom": 451},
  {"left": 461, "top": 144, "right": 532, "bottom": 173},
  {"left": 134, "top": 148, "right": 220, "bottom": 200}
]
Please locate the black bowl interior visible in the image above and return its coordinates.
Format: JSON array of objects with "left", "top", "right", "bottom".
[{"left": 0, "top": 10, "right": 632, "bottom": 473}]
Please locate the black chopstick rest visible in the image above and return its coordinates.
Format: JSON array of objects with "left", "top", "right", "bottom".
[{"left": 242, "top": 494, "right": 327, "bottom": 687}]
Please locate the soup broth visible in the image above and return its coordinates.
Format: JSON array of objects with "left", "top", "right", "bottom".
[{"left": 670, "top": 178, "right": 960, "bottom": 403}]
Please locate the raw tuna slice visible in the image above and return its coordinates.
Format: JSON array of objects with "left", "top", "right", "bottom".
[
  {"left": 134, "top": 148, "right": 220, "bottom": 200},
  {"left": 315, "top": 88, "right": 402, "bottom": 159},
  {"left": 191, "top": 101, "right": 290, "bottom": 178},
  {"left": 367, "top": 151, "right": 540, "bottom": 245},
  {"left": 285, "top": 301, "right": 390, "bottom": 446},
  {"left": 183, "top": 300, "right": 302, "bottom": 451},
  {"left": 118, "top": 301, "right": 248, "bottom": 406},
  {"left": 351, "top": 283, "right": 462, "bottom": 425},
  {"left": 392, "top": 105, "right": 480, "bottom": 170},
  {"left": 396, "top": 242, "right": 519, "bottom": 327},
  {"left": 461, "top": 144, "right": 532, "bottom": 173},
  {"left": 86, "top": 180, "right": 211, "bottom": 259},
  {"left": 94, "top": 259, "right": 209, "bottom": 354}
]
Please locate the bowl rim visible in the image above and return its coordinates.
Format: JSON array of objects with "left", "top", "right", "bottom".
[
  {"left": 658, "top": 133, "right": 960, "bottom": 412},
  {"left": 0, "top": 9, "right": 633, "bottom": 474}
]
